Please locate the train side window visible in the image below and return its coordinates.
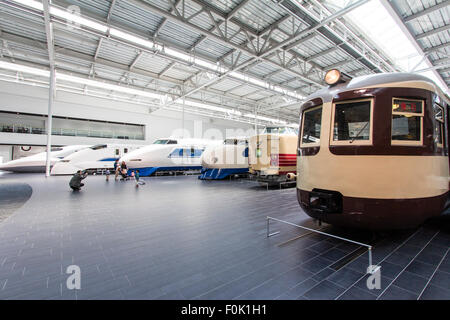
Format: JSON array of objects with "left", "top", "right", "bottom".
[
  {"left": 115, "top": 149, "right": 119, "bottom": 156},
  {"left": 391, "top": 98, "right": 424, "bottom": 146},
  {"left": 433, "top": 103, "right": 444, "bottom": 148},
  {"left": 300, "top": 106, "right": 322, "bottom": 147},
  {"left": 331, "top": 99, "right": 373, "bottom": 145}
]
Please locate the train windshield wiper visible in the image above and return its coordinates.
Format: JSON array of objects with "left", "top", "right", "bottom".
[{"left": 349, "top": 122, "right": 369, "bottom": 143}]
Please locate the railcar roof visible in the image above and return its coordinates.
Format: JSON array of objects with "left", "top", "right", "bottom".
[{"left": 303, "top": 73, "right": 449, "bottom": 106}]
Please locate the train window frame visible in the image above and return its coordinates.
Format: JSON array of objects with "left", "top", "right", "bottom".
[
  {"left": 300, "top": 105, "right": 323, "bottom": 148},
  {"left": 391, "top": 97, "right": 424, "bottom": 146},
  {"left": 330, "top": 98, "right": 374, "bottom": 146},
  {"left": 434, "top": 103, "right": 444, "bottom": 148}
]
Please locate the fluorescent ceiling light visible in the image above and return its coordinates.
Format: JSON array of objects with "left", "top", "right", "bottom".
[
  {"left": 110, "top": 28, "right": 162, "bottom": 51},
  {"left": 0, "top": 60, "right": 50, "bottom": 77},
  {"left": 0, "top": 61, "right": 246, "bottom": 117},
  {"left": 12, "top": 0, "right": 42, "bottom": 11},
  {"left": 11, "top": 0, "right": 305, "bottom": 99},
  {"left": 50, "top": 7, "right": 108, "bottom": 33},
  {"left": 183, "top": 99, "right": 242, "bottom": 115},
  {"left": 57, "top": 72, "right": 163, "bottom": 100},
  {"left": 244, "top": 113, "right": 287, "bottom": 124}
]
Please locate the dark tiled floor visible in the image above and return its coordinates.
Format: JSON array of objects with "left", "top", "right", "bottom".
[{"left": 0, "top": 173, "right": 449, "bottom": 300}]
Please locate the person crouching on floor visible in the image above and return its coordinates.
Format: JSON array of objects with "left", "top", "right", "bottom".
[{"left": 69, "top": 170, "right": 88, "bottom": 191}]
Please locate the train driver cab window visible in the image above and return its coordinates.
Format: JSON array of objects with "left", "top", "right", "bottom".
[
  {"left": 301, "top": 106, "right": 322, "bottom": 147},
  {"left": 331, "top": 99, "right": 373, "bottom": 145},
  {"left": 433, "top": 103, "right": 444, "bottom": 148},
  {"left": 91, "top": 144, "right": 107, "bottom": 150},
  {"left": 391, "top": 98, "right": 424, "bottom": 145}
]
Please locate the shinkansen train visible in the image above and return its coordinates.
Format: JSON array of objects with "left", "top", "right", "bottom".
[
  {"left": 120, "top": 138, "right": 220, "bottom": 176},
  {"left": 51, "top": 144, "right": 142, "bottom": 175},
  {"left": 295, "top": 69, "right": 450, "bottom": 230},
  {"left": 248, "top": 126, "right": 298, "bottom": 185},
  {"left": 0, "top": 145, "right": 88, "bottom": 173},
  {"left": 198, "top": 137, "right": 249, "bottom": 180}
]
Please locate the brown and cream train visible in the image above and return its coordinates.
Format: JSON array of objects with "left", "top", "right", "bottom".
[
  {"left": 296, "top": 70, "right": 450, "bottom": 230},
  {"left": 248, "top": 126, "right": 298, "bottom": 185}
]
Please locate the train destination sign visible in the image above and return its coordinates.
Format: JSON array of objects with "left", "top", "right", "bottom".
[{"left": 393, "top": 99, "right": 423, "bottom": 114}]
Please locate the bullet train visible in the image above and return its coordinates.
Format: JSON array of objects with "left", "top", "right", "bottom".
[
  {"left": 248, "top": 126, "right": 298, "bottom": 185},
  {"left": 198, "top": 137, "right": 249, "bottom": 180},
  {"left": 0, "top": 145, "right": 88, "bottom": 173},
  {"left": 51, "top": 144, "right": 142, "bottom": 175},
  {"left": 296, "top": 69, "right": 450, "bottom": 230},
  {"left": 120, "top": 138, "right": 220, "bottom": 177}
]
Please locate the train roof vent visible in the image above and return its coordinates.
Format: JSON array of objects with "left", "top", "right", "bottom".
[{"left": 324, "top": 69, "right": 352, "bottom": 86}]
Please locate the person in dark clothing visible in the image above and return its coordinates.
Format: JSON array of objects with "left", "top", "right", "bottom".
[
  {"left": 120, "top": 161, "right": 128, "bottom": 180},
  {"left": 114, "top": 159, "right": 120, "bottom": 181},
  {"left": 69, "top": 170, "right": 88, "bottom": 191}
]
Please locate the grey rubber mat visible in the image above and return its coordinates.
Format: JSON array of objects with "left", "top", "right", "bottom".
[{"left": 0, "top": 182, "right": 32, "bottom": 223}]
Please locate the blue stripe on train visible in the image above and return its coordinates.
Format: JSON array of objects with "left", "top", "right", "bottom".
[
  {"left": 198, "top": 167, "right": 249, "bottom": 180},
  {"left": 99, "top": 158, "right": 119, "bottom": 162},
  {"left": 127, "top": 166, "right": 202, "bottom": 177}
]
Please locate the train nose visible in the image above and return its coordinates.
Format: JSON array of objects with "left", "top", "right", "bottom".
[{"left": 0, "top": 163, "right": 11, "bottom": 171}]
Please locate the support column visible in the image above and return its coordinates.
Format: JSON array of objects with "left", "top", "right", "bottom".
[{"left": 45, "top": 66, "right": 55, "bottom": 177}]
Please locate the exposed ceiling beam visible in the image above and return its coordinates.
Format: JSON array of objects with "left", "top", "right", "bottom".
[
  {"left": 306, "top": 46, "right": 339, "bottom": 62},
  {"left": 424, "top": 42, "right": 450, "bottom": 54},
  {"left": 383, "top": 1, "right": 448, "bottom": 90},
  {"left": 415, "top": 24, "right": 450, "bottom": 40},
  {"left": 154, "top": 0, "right": 182, "bottom": 37},
  {"left": 308, "top": 0, "right": 395, "bottom": 72},
  {"left": 404, "top": 2, "right": 449, "bottom": 23},
  {"left": 226, "top": 0, "right": 250, "bottom": 21},
  {"left": 277, "top": 0, "right": 387, "bottom": 73},
  {"left": 158, "top": 61, "right": 176, "bottom": 76}
]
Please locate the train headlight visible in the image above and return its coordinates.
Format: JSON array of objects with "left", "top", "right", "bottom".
[
  {"left": 324, "top": 69, "right": 352, "bottom": 86},
  {"left": 324, "top": 69, "right": 341, "bottom": 85},
  {"left": 256, "top": 148, "right": 262, "bottom": 158}
]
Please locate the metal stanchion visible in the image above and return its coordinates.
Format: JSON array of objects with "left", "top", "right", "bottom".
[{"left": 266, "top": 216, "right": 374, "bottom": 273}]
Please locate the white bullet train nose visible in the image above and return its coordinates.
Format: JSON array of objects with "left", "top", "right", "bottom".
[{"left": 0, "top": 158, "right": 56, "bottom": 173}]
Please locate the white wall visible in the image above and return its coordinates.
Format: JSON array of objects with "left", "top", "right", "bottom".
[
  {"left": 0, "top": 81, "right": 253, "bottom": 146},
  {"left": 0, "top": 145, "right": 12, "bottom": 163}
]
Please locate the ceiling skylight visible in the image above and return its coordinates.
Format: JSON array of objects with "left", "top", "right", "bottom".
[{"left": 327, "top": 0, "right": 448, "bottom": 92}]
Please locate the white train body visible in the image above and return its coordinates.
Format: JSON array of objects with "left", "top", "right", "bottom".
[
  {"left": 199, "top": 138, "right": 249, "bottom": 180},
  {"left": 120, "top": 138, "right": 220, "bottom": 176},
  {"left": 51, "top": 144, "right": 142, "bottom": 175},
  {"left": 0, "top": 145, "right": 88, "bottom": 173}
]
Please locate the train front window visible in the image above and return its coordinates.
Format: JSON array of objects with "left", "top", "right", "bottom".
[
  {"left": 391, "top": 98, "right": 424, "bottom": 145},
  {"left": 332, "top": 99, "right": 372, "bottom": 145},
  {"left": 301, "top": 106, "right": 322, "bottom": 146},
  {"left": 91, "top": 144, "right": 107, "bottom": 150},
  {"left": 264, "top": 127, "right": 279, "bottom": 134}
]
